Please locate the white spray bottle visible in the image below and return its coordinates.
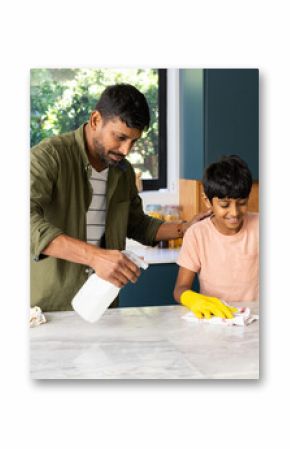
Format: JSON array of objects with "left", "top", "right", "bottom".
[{"left": 71, "top": 250, "right": 148, "bottom": 323}]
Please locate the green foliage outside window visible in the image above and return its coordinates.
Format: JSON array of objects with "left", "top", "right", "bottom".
[{"left": 30, "top": 68, "right": 159, "bottom": 179}]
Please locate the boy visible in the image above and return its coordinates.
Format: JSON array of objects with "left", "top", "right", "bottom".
[{"left": 174, "top": 155, "right": 259, "bottom": 319}]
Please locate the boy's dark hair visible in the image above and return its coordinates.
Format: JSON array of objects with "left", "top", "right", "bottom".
[
  {"left": 203, "top": 155, "right": 253, "bottom": 202},
  {"left": 95, "top": 84, "right": 150, "bottom": 131}
]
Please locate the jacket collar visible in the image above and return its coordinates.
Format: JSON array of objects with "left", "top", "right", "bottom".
[
  {"left": 107, "top": 157, "right": 132, "bottom": 203},
  {"left": 106, "top": 166, "right": 121, "bottom": 206},
  {"left": 74, "top": 123, "right": 91, "bottom": 170}
]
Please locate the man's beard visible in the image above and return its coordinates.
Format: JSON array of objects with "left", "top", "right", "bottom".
[{"left": 93, "top": 139, "right": 124, "bottom": 167}]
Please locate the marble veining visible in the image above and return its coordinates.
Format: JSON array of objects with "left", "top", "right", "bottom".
[{"left": 30, "top": 303, "right": 259, "bottom": 379}]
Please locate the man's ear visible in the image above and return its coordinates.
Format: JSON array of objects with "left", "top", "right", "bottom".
[{"left": 90, "top": 110, "right": 102, "bottom": 130}]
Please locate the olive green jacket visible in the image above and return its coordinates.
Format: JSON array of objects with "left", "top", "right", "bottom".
[{"left": 30, "top": 124, "right": 163, "bottom": 311}]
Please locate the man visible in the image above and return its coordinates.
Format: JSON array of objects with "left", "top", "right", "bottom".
[{"left": 31, "top": 83, "right": 233, "bottom": 318}]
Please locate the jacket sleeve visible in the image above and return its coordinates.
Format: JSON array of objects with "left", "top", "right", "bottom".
[
  {"left": 30, "top": 144, "right": 63, "bottom": 261},
  {"left": 126, "top": 165, "right": 163, "bottom": 245}
]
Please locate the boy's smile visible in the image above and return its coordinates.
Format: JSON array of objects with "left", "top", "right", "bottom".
[{"left": 209, "top": 197, "right": 248, "bottom": 235}]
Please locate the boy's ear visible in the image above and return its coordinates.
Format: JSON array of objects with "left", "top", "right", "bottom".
[{"left": 201, "top": 192, "right": 212, "bottom": 210}]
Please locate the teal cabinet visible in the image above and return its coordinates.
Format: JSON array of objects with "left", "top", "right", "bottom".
[
  {"left": 180, "top": 69, "right": 259, "bottom": 180},
  {"left": 119, "top": 263, "right": 200, "bottom": 308},
  {"left": 119, "top": 263, "right": 179, "bottom": 307}
]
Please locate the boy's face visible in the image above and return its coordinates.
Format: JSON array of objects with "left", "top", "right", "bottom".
[{"left": 208, "top": 197, "right": 249, "bottom": 235}]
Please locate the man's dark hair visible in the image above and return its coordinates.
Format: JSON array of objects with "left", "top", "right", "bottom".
[
  {"left": 95, "top": 84, "right": 150, "bottom": 131},
  {"left": 203, "top": 155, "right": 253, "bottom": 202}
]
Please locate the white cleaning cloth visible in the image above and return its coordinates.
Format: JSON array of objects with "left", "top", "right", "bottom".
[
  {"left": 30, "top": 306, "right": 47, "bottom": 327},
  {"left": 182, "top": 306, "right": 259, "bottom": 327}
]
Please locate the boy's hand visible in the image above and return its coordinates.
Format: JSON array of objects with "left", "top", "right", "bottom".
[{"left": 180, "top": 290, "right": 237, "bottom": 319}]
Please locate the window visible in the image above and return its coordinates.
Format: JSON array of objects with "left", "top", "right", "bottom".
[
  {"left": 128, "top": 69, "right": 167, "bottom": 191},
  {"left": 30, "top": 68, "right": 167, "bottom": 191}
]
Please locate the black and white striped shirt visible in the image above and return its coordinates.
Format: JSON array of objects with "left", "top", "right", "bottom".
[{"left": 86, "top": 167, "right": 109, "bottom": 247}]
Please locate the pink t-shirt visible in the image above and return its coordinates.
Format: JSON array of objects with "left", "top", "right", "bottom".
[{"left": 177, "top": 213, "right": 259, "bottom": 302}]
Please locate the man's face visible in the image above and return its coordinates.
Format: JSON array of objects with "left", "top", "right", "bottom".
[
  {"left": 210, "top": 197, "right": 249, "bottom": 235},
  {"left": 91, "top": 115, "right": 142, "bottom": 166}
]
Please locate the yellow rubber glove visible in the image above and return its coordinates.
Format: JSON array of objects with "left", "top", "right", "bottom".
[{"left": 180, "top": 290, "right": 238, "bottom": 319}]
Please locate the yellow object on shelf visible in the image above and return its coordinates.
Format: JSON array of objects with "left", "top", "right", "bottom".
[
  {"left": 168, "top": 237, "right": 183, "bottom": 248},
  {"left": 146, "top": 204, "right": 183, "bottom": 248},
  {"left": 163, "top": 210, "right": 183, "bottom": 249},
  {"left": 147, "top": 211, "right": 163, "bottom": 220}
]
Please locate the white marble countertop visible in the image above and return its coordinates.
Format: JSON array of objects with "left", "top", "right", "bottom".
[{"left": 30, "top": 302, "right": 259, "bottom": 380}]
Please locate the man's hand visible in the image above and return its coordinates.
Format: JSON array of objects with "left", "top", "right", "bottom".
[
  {"left": 187, "top": 210, "right": 212, "bottom": 227},
  {"left": 155, "top": 210, "right": 213, "bottom": 241},
  {"left": 179, "top": 210, "right": 212, "bottom": 237},
  {"left": 42, "top": 235, "right": 141, "bottom": 289},
  {"left": 89, "top": 249, "right": 141, "bottom": 288},
  {"left": 180, "top": 290, "right": 237, "bottom": 319},
  {"left": 42, "top": 234, "right": 140, "bottom": 288}
]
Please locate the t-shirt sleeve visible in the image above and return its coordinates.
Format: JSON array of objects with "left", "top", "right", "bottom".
[
  {"left": 247, "top": 212, "right": 259, "bottom": 251},
  {"left": 177, "top": 225, "right": 201, "bottom": 273}
]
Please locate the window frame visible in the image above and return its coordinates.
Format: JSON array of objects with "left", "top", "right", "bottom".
[{"left": 142, "top": 69, "right": 167, "bottom": 191}]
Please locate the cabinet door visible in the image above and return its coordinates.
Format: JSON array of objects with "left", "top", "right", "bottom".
[
  {"left": 179, "top": 69, "right": 204, "bottom": 180},
  {"left": 119, "top": 263, "right": 200, "bottom": 308},
  {"left": 179, "top": 69, "right": 259, "bottom": 180},
  {"left": 119, "top": 264, "right": 179, "bottom": 307},
  {"left": 204, "top": 69, "right": 259, "bottom": 180}
]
